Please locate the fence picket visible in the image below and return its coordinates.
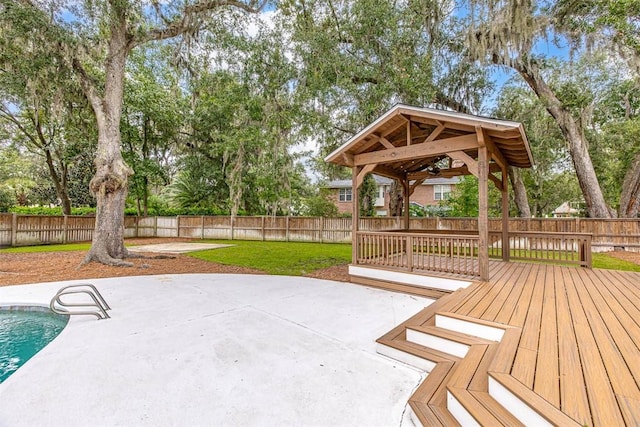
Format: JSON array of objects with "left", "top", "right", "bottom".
[{"left": 0, "top": 214, "right": 638, "bottom": 254}]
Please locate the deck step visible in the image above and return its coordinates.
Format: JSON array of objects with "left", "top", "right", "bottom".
[
  {"left": 446, "top": 344, "right": 524, "bottom": 426},
  {"left": 435, "top": 312, "right": 508, "bottom": 342},
  {"left": 406, "top": 325, "right": 494, "bottom": 358},
  {"left": 409, "top": 362, "right": 461, "bottom": 426},
  {"left": 488, "top": 373, "right": 581, "bottom": 426},
  {"left": 350, "top": 274, "right": 451, "bottom": 299},
  {"left": 377, "top": 338, "right": 461, "bottom": 371}
]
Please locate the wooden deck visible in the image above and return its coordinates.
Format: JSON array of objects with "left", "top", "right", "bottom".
[{"left": 377, "top": 262, "right": 640, "bottom": 426}]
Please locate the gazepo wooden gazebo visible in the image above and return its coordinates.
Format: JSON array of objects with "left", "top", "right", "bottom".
[{"left": 325, "top": 104, "right": 579, "bottom": 292}]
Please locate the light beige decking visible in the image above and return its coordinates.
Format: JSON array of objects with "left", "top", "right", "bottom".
[{"left": 378, "top": 262, "right": 640, "bottom": 426}]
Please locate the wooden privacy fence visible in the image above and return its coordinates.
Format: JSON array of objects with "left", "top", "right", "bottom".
[{"left": 0, "top": 213, "right": 638, "bottom": 253}]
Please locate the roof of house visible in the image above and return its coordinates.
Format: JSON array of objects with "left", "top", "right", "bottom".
[{"left": 553, "top": 202, "right": 580, "bottom": 215}]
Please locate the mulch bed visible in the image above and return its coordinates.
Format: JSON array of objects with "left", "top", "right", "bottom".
[{"left": 0, "top": 237, "right": 349, "bottom": 287}]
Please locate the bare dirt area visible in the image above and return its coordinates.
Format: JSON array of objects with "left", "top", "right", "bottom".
[
  {"left": 0, "top": 238, "right": 349, "bottom": 287},
  {"left": 605, "top": 250, "right": 640, "bottom": 265}
]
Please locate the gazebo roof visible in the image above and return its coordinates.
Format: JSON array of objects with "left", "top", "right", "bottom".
[{"left": 325, "top": 104, "right": 533, "bottom": 181}]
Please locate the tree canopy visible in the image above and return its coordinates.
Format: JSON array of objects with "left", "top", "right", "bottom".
[{"left": 1, "top": 0, "right": 639, "bottom": 264}]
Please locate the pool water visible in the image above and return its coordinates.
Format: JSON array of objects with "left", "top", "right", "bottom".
[{"left": 0, "top": 308, "right": 69, "bottom": 383}]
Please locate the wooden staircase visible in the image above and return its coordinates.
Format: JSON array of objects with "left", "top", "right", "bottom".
[{"left": 377, "top": 283, "right": 580, "bottom": 426}]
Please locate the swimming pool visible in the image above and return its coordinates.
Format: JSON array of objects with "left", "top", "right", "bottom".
[{"left": 0, "top": 306, "right": 69, "bottom": 383}]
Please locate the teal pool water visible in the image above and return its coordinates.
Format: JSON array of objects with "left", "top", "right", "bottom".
[{"left": 0, "top": 308, "right": 69, "bottom": 383}]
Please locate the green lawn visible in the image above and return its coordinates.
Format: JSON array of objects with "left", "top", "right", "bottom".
[
  {"left": 190, "top": 240, "right": 352, "bottom": 276},
  {"left": 0, "top": 242, "right": 92, "bottom": 253},
  {"left": 2, "top": 239, "right": 639, "bottom": 275}
]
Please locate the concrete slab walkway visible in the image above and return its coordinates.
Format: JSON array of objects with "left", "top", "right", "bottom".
[
  {"left": 0, "top": 274, "right": 431, "bottom": 427},
  {"left": 127, "top": 243, "right": 233, "bottom": 254}
]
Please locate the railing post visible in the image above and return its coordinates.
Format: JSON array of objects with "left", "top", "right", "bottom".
[
  {"left": 407, "top": 235, "right": 413, "bottom": 272},
  {"left": 581, "top": 235, "right": 592, "bottom": 268},
  {"left": 353, "top": 232, "right": 359, "bottom": 266}
]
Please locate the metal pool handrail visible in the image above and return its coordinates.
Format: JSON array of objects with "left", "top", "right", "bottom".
[{"left": 50, "top": 284, "right": 111, "bottom": 320}]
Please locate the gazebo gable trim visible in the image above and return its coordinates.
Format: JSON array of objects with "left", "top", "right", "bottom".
[{"left": 324, "top": 103, "right": 533, "bottom": 169}]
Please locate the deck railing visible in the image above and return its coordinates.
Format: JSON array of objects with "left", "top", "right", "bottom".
[
  {"left": 489, "top": 231, "right": 592, "bottom": 267},
  {"left": 356, "top": 231, "right": 480, "bottom": 277}
]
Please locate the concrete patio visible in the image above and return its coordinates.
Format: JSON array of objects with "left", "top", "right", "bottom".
[{"left": 0, "top": 274, "right": 431, "bottom": 427}]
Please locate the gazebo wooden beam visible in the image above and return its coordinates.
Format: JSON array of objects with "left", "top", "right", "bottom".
[
  {"left": 489, "top": 172, "right": 503, "bottom": 189},
  {"left": 423, "top": 121, "right": 446, "bottom": 143},
  {"left": 409, "top": 177, "right": 427, "bottom": 196},
  {"left": 356, "top": 164, "right": 377, "bottom": 189},
  {"left": 376, "top": 135, "right": 395, "bottom": 149},
  {"left": 354, "top": 133, "right": 477, "bottom": 166},
  {"left": 447, "top": 151, "right": 479, "bottom": 177},
  {"left": 372, "top": 164, "right": 406, "bottom": 181},
  {"left": 407, "top": 163, "right": 501, "bottom": 180},
  {"left": 482, "top": 128, "right": 508, "bottom": 171}
]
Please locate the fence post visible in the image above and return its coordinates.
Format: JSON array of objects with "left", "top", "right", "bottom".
[
  {"left": 230, "top": 216, "right": 234, "bottom": 240},
  {"left": 261, "top": 216, "right": 265, "bottom": 241},
  {"left": 63, "top": 215, "right": 68, "bottom": 244},
  {"left": 176, "top": 215, "right": 181, "bottom": 238},
  {"left": 10, "top": 213, "right": 17, "bottom": 247},
  {"left": 135, "top": 216, "right": 139, "bottom": 238},
  {"left": 286, "top": 216, "right": 290, "bottom": 242},
  {"left": 154, "top": 216, "right": 158, "bottom": 237},
  {"left": 320, "top": 217, "right": 324, "bottom": 243},
  {"left": 201, "top": 215, "right": 205, "bottom": 240}
]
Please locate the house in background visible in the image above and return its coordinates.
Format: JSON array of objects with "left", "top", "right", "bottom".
[
  {"left": 326, "top": 174, "right": 460, "bottom": 216},
  {"left": 552, "top": 201, "right": 581, "bottom": 218}
]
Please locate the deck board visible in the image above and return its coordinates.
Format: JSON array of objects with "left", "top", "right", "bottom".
[
  {"left": 556, "top": 266, "right": 591, "bottom": 425},
  {"left": 376, "top": 261, "right": 640, "bottom": 425},
  {"left": 533, "top": 265, "right": 560, "bottom": 407}
]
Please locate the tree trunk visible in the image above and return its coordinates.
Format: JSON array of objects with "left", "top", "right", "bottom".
[
  {"left": 515, "top": 60, "right": 612, "bottom": 218},
  {"left": 508, "top": 167, "right": 531, "bottom": 217},
  {"left": 388, "top": 180, "right": 404, "bottom": 217},
  {"left": 43, "top": 148, "right": 72, "bottom": 215},
  {"left": 228, "top": 142, "right": 245, "bottom": 218},
  {"left": 82, "top": 18, "right": 134, "bottom": 266},
  {"left": 619, "top": 151, "right": 640, "bottom": 217}
]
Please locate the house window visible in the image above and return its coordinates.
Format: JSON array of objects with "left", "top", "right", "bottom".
[
  {"left": 339, "top": 188, "right": 352, "bottom": 202},
  {"left": 434, "top": 184, "right": 451, "bottom": 201}
]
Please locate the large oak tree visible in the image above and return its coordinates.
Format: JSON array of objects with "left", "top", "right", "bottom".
[{"left": 1, "top": 0, "right": 265, "bottom": 265}]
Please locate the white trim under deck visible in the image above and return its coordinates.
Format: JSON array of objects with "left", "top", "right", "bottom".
[{"left": 349, "top": 265, "right": 472, "bottom": 292}]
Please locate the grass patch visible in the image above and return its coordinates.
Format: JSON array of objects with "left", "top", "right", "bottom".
[
  {"left": 0, "top": 243, "right": 92, "bottom": 253},
  {"left": 190, "top": 240, "right": 352, "bottom": 276},
  {"left": 592, "top": 253, "right": 640, "bottom": 272},
  {"left": 3, "top": 239, "right": 639, "bottom": 274}
]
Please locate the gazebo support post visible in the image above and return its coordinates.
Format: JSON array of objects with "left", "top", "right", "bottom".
[
  {"left": 478, "top": 145, "right": 490, "bottom": 281},
  {"left": 403, "top": 175, "right": 410, "bottom": 230},
  {"left": 501, "top": 166, "right": 510, "bottom": 262},
  {"left": 352, "top": 166, "right": 361, "bottom": 266}
]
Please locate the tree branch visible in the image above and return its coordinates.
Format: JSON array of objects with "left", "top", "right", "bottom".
[{"left": 132, "top": 0, "right": 267, "bottom": 47}]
